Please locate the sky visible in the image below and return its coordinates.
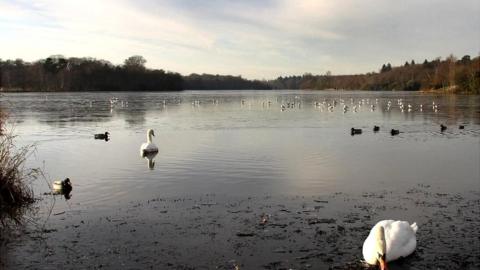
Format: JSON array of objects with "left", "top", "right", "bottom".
[{"left": 1, "top": 0, "right": 479, "bottom": 79}]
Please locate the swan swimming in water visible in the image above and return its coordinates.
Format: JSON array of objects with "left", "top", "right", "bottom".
[
  {"left": 140, "top": 129, "right": 159, "bottom": 154},
  {"left": 363, "top": 220, "right": 418, "bottom": 270}
]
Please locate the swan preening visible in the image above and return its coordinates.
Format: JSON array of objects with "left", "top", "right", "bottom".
[
  {"left": 140, "top": 129, "right": 159, "bottom": 155},
  {"left": 363, "top": 220, "right": 418, "bottom": 269}
]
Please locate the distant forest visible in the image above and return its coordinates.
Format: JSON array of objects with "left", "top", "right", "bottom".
[
  {"left": 0, "top": 55, "right": 270, "bottom": 91},
  {"left": 270, "top": 55, "right": 479, "bottom": 94},
  {"left": 183, "top": 73, "right": 270, "bottom": 90},
  {"left": 0, "top": 54, "right": 478, "bottom": 93},
  {"left": 0, "top": 55, "right": 183, "bottom": 92}
]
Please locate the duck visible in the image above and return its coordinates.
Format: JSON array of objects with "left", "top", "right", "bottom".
[
  {"left": 94, "top": 132, "right": 109, "bottom": 140},
  {"left": 373, "top": 126, "right": 380, "bottom": 132},
  {"left": 351, "top": 128, "right": 362, "bottom": 135},
  {"left": 52, "top": 178, "right": 72, "bottom": 194},
  {"left": 363, "top": 220, "right": 418, "bottom": 270},
  {"left": 459, "top": 125, "right": 465, "bottom": 129},
  {"left": 440, "top": 124, "right": 447, "bottom": 132},
  {"left": 390, "top": 129, "right": 400, "bottom": 136},
  {"left": 140, "top": 129, "right": 159, "bottom": 154}
]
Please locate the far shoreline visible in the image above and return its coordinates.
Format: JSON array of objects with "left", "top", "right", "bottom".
[{"left": 1, "top": 87, "right": 477, "bottom": 94}]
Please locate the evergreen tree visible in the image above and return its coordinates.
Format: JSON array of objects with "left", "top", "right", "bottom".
[{"left": 380, "top": 64, "right": 387, "bottom": 73}]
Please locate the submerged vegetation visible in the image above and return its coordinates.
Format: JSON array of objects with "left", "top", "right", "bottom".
[
  {"left": 0, "top": 54, "right": 478, "bottom": 93},
  {"left": 0, "top": 111, "right": 35, "bottom": 227}
]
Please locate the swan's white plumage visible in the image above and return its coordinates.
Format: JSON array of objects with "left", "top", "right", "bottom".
[
  {"left": 140, "top": 129, "right": 158, "bottom": 154},
  {"left": 363, "top": 220, "right": 417, "bottom": 265}
]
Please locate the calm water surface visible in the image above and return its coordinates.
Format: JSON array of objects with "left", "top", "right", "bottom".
[{"left": 1, "top": 91, "right": 479, "bottom": 212}]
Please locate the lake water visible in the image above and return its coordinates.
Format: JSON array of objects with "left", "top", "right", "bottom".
[
  {"left": 1, "top": 90, "right": 479, "bottom": 269},
  {"left": 0, "top": 91, "right": 480, "bottom": 207},
  {"left": 1, "top": 90, "right": 479, "bottom": 209}
]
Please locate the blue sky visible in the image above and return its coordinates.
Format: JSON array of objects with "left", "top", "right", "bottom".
[{"left": 1, "top": 0, "right": 479, "bottom": 79}]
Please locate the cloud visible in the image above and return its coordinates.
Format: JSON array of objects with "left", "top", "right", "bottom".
[{"left": 0, "top": 0, "right": 478, "bottom": 79}]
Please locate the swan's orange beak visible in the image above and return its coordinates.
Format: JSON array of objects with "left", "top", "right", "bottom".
[{"left": 379, "top": 256, "right": 388, "bottom": 270}]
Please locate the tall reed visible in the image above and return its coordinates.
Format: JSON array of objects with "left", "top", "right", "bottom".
[{"left": 0, "top": 110, "right": 36, "bottom": 227}]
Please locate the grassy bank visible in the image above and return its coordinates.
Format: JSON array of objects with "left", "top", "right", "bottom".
[{"left": 0, "top": 111, "right": 35, "bottom": 227}]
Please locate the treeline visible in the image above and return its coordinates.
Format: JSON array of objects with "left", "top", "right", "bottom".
[
  {"left": 269, "top": 55, "right": 479, "bottom": 93},
  {"left": 1, "top": 54, "right": 478, "bottom": 93},
  {"left": 0, "top": 55, "right": 183, "bottom": 91},
  {"left": 0, "top": 55, "right": 271, "bottom": 92},
  {"left": 184, "top": 73, "right": 271, "bottom": 90}
]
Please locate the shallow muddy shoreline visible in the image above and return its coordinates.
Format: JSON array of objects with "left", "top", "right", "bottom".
[{"left": 2, "top": 184, "right": 479, "bottom": 270}]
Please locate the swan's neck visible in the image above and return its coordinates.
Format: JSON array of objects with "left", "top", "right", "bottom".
[
  {"left": 375, "top": 226, "right": 387, "bottom": 270},
  {"left": 375, "top": 225, "right": 386, "bottom": 258},
  {"left": 147, "top": 133, "right": 153, "bottom": 143}
]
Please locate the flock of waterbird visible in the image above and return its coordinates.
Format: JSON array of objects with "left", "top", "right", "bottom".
[
  {"left": 350, "top": 123, "right": 464, "bottom": 136},
  {"left": 104, "top": 96, "right": 466, "bottom": 139},
  {"left": 103, "top": 95, "right": 447, "bottom": 116},
  {"left": 192, "top": 96, "right": 466, "bottom": 137},
  {"left": 302, "top": 97, "right": 439, "bottom": 113},
  {"left": 188, "top": 96, "right": 442, "bottom": 114}
]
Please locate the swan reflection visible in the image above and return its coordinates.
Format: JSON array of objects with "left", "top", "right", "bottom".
[{"left": 142, "top": 151, "right": 158, "bottom": 170}]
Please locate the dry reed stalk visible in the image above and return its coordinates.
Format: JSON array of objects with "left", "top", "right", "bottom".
[{"left": 0, "top": 110, "right": 36, "bottom": 227}]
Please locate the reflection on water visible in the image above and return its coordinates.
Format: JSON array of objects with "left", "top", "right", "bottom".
[
  {"left": 142, "top": 152, "right": 157, "bottom": 170},
  {"left": 0, "top": 91, "right": 479, "bottom": 211}
]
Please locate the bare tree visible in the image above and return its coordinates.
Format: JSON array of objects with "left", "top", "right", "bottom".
[{"left": 124, "top": 55, "right": 147, "bottom": 70}]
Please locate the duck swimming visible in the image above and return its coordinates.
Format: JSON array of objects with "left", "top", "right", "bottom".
[
  {"left": 351, "top": 128, "right": 362, "bottom": 135},
  {"left": 140, "top": 129, "right": 159, "bottom": 154},
  {"left": 52, "top": 178, "right": 72, "bottom": 194},
  {"left": 363, "top": 220, "right": 418, "bottom": 270},
  {"left": 94, "top": 132, "right": 109, "bottom": 140},
  {"left": 390, "top": 129, "right": 400, "bottom": 136},
  {"left": 373, "top": 126, "right": 380, "bottom": 132},
  {"left": 440, "top": 124, "right": 447, "bottom": 132}
]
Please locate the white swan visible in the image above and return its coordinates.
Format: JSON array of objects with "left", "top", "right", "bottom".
[
  {"left": 363, "top": 220, "right": 418, "bottom": 269},
  {"left": 140, "top": 129, "right": 158, "bottom": 154}
]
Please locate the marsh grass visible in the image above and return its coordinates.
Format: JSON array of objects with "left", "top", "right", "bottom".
[{"left": 0, "top": 110, "right": 37, "bottom": 227}]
